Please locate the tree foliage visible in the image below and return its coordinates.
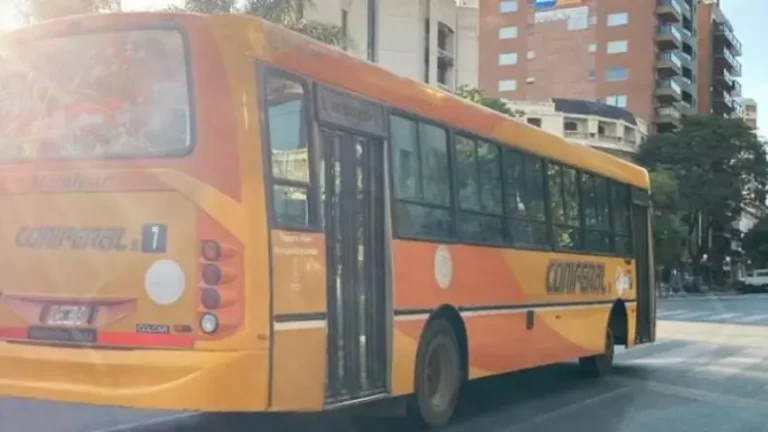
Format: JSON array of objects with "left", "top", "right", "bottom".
[
  {"left": 649, "top": 169, "right": 686, "bottom": 268},
  {"left": 172, "top": 0, "right": 348, "bottom": 47},
  {"left": 639, "top": 115, "right": 768, "bottom": 276},
  {"left": 14, "top": 0, "right": 117, "bottom": 23},
  {"left": 455, "top": 85, "right": 524, "bottom": 118}
]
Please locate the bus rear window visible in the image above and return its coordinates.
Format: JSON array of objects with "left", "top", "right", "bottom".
[{"left": 0, "top": 29, "right": 191, "bottom": 159}]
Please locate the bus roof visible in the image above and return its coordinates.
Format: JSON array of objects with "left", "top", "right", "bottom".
[{"left": 2, "top": 12, "right": 649, "bottom": 190}]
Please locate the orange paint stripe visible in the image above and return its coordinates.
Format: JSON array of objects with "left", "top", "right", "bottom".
[{"left": 0, "top": 327, "right": 193, "bottom": 348}]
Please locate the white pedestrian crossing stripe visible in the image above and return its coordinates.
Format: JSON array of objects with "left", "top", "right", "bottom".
[
  {"left": 658, "top": 310, "right": 768, "bottom": 325},
  {"left": 690, "top": 348, "right": 768, "bottom": 379},
  {"left": 733, "top": 314, "right": 768, "bottom": 323}
]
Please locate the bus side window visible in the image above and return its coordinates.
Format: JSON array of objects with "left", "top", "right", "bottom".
[
  {"left": 548, "top": 163, "right": 583, "bottom": 251},
  {"left": 263, "top": 72, "right": 315, "bottom": 228},
  {"left": 581, "top": 173, "right": 612, "bottom": 253},
  {"left": 503, "top": 150, "right": 548, "bottom": 248},
  {"left": 454, "top": 135, "right": 504, "bottom": 244},
  {"left": 611, "top": 182, "right": 633, "bottom": 255},
  {"left": 390, "top": 115, "right": 453, "bottom": 239}
]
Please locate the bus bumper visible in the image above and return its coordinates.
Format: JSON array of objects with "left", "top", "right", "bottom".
[{"left": 0, "top": 341, "right": 268, "bottom": 411}]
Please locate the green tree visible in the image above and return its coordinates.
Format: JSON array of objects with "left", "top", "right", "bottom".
[
  {"left": 14, "top": 0, "right": 117, "bottom": 23},
  {"left": 649, "top": 168, "right": 686, "bottom": 269},
  {"left": 742, "top": 216, "right": 768, "bottom": 269},
  {"left": 638, "top": 115, "right": 768, "bottom": 280},
  {"left": 174, "top": 0, "right": 348, "bottom": 47},
  {"left": 455, "top": 84, "right": 524, "bottom": 118}
]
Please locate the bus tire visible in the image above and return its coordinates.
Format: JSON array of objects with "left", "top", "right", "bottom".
[
  {"left": 407, "top": 319, "right": 462, "bottom": 429},
  {"left": 579, "top": 326, "right": 614, "bottom": 378}
]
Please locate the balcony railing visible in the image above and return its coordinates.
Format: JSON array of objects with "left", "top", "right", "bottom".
[
  {"left": 657, "top": 0, "right": 682, "bottom": 15},
  {"left": 657, "top": 51, "right": 682, "bottom": 68},
  {"left": 658, "top": 78, "right": 682, "bottom": 95},
  {"left": 657, "top": 24, "right": 682, "bottom": 41},
  {"left": 716, "top": 23, "right": 743, "bottom": 55}
]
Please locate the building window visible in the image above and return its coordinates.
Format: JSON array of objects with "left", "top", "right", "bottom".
[
  {"left": 606, "top": 12, "right": 629, "bottom": 27},
  {"left": 605, "top": 95, "right": 628, "bottom": 108},
  {"left": 526, "top": 50, "right": 535, "bottom": 60},
  {"left": 564, "top": 121, "right": 578, "bottom": 131},
  {"left": 606, "top": 40, "right": 628, "bottom": 54},
  {"left": 498, "top": 52, "right": 518, "bottom": 65},
  {"left": 527, "top": 117, "right": 542, "bottom": 127},
  {"left": 367, "top": 0, "right": 377, "bottom": 62},
  {"left": 587, "top": 69, "right": 595, "bottom": 82},
  {"left": 498, "top": 79, "right": 517, "bottom": 92},
  {"left": 499, "top": 0, "right": 518, "bottom": 13},
  {"left": 499, "top": 26, "right": 518, "bottom": 39},
  {"left": 605, "top": 67, "right": 629, "bottom": 82},
  {"left": 588, "top": 43, "right": 597, "bottom": 53},
  {"left": 390, "top": 115, "right": 452, "bottom": 239}
]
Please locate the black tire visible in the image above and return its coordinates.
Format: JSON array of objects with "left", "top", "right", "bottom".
[
  {"left": 579, "top": 326, "right": 614, "bottom": 378},
  {"left": 406, "top": 319, "right": 462, "bottom": 429}
]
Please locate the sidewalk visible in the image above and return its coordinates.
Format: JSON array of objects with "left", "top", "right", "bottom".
[{"left": 659, "top": 292, "right": 768, "bottom": 301}]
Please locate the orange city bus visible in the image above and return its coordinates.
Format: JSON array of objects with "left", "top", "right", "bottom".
[{"left": 0, "top": 12, "right": 655, "bottom": 428}]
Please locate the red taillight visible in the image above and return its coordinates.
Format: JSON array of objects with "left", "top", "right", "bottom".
[
  {"left": 201, "top": 287, "right": 221, "bottom": 309},
  {"left": 201, "top": 263, "right": 222, "bottom": 286},
  {"left": 201, "top": 240, "right": 221, "bottom": 262}
]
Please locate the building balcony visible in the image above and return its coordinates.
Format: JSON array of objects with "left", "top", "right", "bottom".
[
  {"left": 564, "top": 131, "right": 639, "bottom": 155},
  {"left": 655, "top": 105, "right": 682, "bottom": 130},
  {"left": 655, "top": 51, "right": 682, "bottom": 78},
  {"left": 715, "top": 22, "right": 742, "bottom": 56},
  {"left": 656, "top": 0, "right": 682, "bottom": 23},
  {"left": 713, "top": 90, "right": 736, "bottom": 115},
  {"left": 655, "top": 78, "right": 682, "bottom": 103},
  {"left": 655, "top": 24, "right": 682, "bottom": 50},
  {"left": 732, "top": 80, "right": 742, "bottom": 97},
  {"left": 716, "top": 48, "right": 742, "bottom": 77}
]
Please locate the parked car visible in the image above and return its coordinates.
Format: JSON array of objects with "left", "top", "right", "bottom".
[{"left": 737, "top": 269, "right": 768, "bottom": 293}]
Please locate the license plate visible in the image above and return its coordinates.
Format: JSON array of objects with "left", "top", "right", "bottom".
[{"left": 45, "top": 304, "right": 94, "bottom": 326}]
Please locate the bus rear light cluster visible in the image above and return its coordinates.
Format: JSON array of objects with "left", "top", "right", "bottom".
[{"left": 197, "top": 238, "right": 241, "bottom": 337}]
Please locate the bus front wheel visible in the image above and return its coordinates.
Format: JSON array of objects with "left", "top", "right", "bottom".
[
  {"left": 407, "top": 319, "right": 462, "bottom": 429},
  {"left": 579, "top": 326, "right": 614, "bottom": 378}
]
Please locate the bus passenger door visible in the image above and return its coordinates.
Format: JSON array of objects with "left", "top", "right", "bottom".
[
  {"left": 632, "top": 190, "right": 655, "bottom": 344},
  {"left": 322, "top": 128, "right": 388, "bottom": 404}
]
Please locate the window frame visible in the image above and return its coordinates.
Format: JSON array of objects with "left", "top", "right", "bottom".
[
  {"left": 605, "top": 67, "right": 629, "bottom": 82},
  {"left": 606, "top": 40, "right": 629, "bottom": 54},
  {"left": 580, "top": 172, "right": 613, "bottom": 253},
  {"left": 499, "top": 0, "right": 518, "bottom": 13},
  {"left": 503, "top": 148, "right": 551, "bottom": 250},
  {"left": 258, "top": 65, "right": 321, "bottom": 232}
]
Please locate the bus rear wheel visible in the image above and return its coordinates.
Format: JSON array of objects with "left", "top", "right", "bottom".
[
  {"left": 579, "top": 327, "right": 614, "bottom": 378},
  {"left": 407, "top": 319, "right": 462, "bottom": 429}
]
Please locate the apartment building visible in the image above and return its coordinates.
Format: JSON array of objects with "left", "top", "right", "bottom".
[
  {"left": 504, "top": 98, "right": 648, "bottom": 159},
  {"left": 696, "top": 0, "right": 742, "bottom": 119},
  {"left": 478, "top": 0, "right": 698, "bottom": 133},
  {"left": 739, "top": 98, "right": 758, "bottom": 130},
  {"left": 307, "top": 0, "right": 479, "bottom": 92}
]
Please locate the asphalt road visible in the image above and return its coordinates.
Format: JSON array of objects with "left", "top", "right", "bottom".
[{"left": 4, "top": 294, "right": 768, "bottom": 432}]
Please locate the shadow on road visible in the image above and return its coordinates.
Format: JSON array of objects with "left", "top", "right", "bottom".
[{"left": 138, "top": 362, "right": 623, "bottom": 432}]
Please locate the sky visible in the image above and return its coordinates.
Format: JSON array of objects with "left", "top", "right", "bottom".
[{"left": 0, "top": 0, "right": 764, "bottom": 131}]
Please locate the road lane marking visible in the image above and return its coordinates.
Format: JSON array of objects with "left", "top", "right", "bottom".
[
  {"left": 502, "top": 387, "right": 632, "bottom": 430},
  {"left": 89, "top": 412, "right": 199, "bottom": 432},
  {"left": 658, "top": 309, "right": 687, "bottom": 317},
  {"left": 665, "top": 311, "right": 711, "bottom": 319},
  {"left": 610, "top": 375, "right": 768, "bottom": 410},
  {"left": 733, "top": 313, "right": 768, "bottom": 323},
  {"left": 625, "top": 343, "right": 718, "bottom": 365},
  {"left": 708, "top": 313, "right": 741, "bottom": 320},
  {"left": 689, "top": 348, "right": 768, "bottom": 378}
]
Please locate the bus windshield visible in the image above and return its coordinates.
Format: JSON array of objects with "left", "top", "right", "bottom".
[{"left": 0, "top": 29, "right": 191, "bottom": 159}]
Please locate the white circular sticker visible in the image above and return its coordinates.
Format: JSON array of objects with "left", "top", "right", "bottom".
[
  {"left": 145, "top": 259, "right": 186, "bottom": 305},
  {"left": 434, "top": 245, "right": 453, "bottom": 290}
]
